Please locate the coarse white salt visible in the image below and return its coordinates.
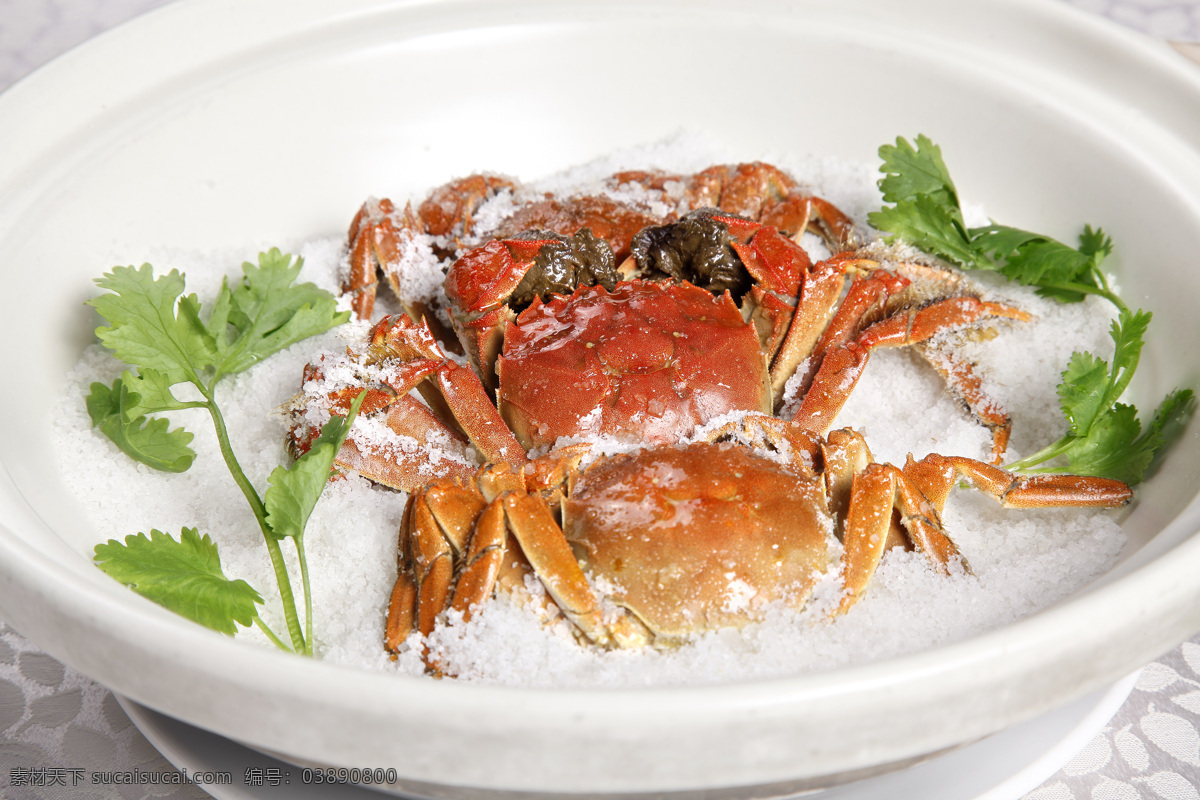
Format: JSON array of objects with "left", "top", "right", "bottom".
[{"left": 51, "top": 134, "right": 1127, "bottom": 688}]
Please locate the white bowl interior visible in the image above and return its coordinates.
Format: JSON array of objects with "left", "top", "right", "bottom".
[{"left": 2, "top": 0, "right": 1200, "bottom": 794}]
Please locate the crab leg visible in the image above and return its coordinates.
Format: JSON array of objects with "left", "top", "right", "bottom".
[
  {"left": 501, "top": 493, "right": 615, "bottom": 647},
  {"left": 837, "top": 452, "right": 1132, "bottom": 614},
  {"left": 838, "top": 463, "right": 963, "bottom": 614},
  {"left": 793, "top": 295, "right": 1030, "bottom": 442},
  {"left": 345, "top": 198, "right": 414, "bottom": 320},
  {"left": 765, "top": 253, "right": 876, "bottom": 407},
  {"left": 901, "top": 454, "right": 1133, "bottom": 516},
  {"left": 435, "top": 362, "right": 527, "bottom": 468},
  {"left": 776, "top": 268, "right": 907, "bottom": 409},
  {"left": 762, "top": 194, "right": 860, "bottom": 252},
  {"left": 820, "top": 427, "right": 875, "bottom": 524},
  {"left": 385, "top": 480, "right": 492, "bottom": 660},
  {"left": 384, "top": 496, "right": 420, "bottom": 654},
  {"left": 916, "top": 343, "right": 1016, "bottom": 464},
  {"left": 448, "top": 501, "right": 509, "bottom": 619},
  {"left": 364, "top": 314, "right": 529, "bottom": 471}
]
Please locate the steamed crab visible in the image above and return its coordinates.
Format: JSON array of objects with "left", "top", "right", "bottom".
[
  {"left": 385, "top": 419, "right": 1130, "bottom": 662},
  {"left": 288, "top": 162, "right": 1133, "bottom": 666}
]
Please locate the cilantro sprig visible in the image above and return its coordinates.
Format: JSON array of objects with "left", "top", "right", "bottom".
[
  {"left": 870, "top": 135, "right": 1194, "bottom": 484},
  {"left": 86, "top": 249, "right": 354, "bottom": 653}
]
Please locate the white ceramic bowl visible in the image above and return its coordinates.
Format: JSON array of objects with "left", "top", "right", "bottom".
[{"left": 2, "top": 0, "right": 1200, "bottom": 795}]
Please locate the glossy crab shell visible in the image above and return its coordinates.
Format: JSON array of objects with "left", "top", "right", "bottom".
[
  {"left": 563, "top": 442, "right": 834, "bottom": 641},
  {"left": 496, "top": 279, "right": 771, "bottom": 451}
]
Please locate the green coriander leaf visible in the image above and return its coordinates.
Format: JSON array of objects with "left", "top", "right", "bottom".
[
  {"left": 1057, "top": 403, "right": 1149, "bottom": 483},
  {"left": 1057, "top": 352, "right": 1109, "bottom": 437},
  {"left": 1142, "top": 388, "right": 1197, "bottom": 478},
  {"left": 967, "top": 225, "right": 1093, "bottom": 291},
  {"left": 1105, "top": 309, "right": 1151, "bottom": 411},
  {"left": 1053, "top": 390, "right": 1194, "bottom": 485},
  {"left": 117, "top": 368, "right": 198, "bottom": 419},
  {"left": 86, "top": 378, "right": 195, "bottom": 472},
  {"left": 88, "top": 265, "right": 218, "bottom": 385},
  {"left": 876, "top": 134, "right": 960, "bottom": 208},
  {"left": 1052, "top": 309, "right": 1148, "bottom": 440},
  {"left": 1001, "top": 239, "right": 1092, "bottom": 291},
  {"left": 965, "top": 224, "right": 1044, "bottom": 262},
  {"left": 204, "top": 278, "right": 235, "bottom": 365},
  {"left": 215, "top": 249, "right": 350, "bottom": 377},
  {"left": 1079, "top": 225, "right": 1114, "bottom": 265},
  {"left": 263, "top": 391, "right": 365, "bottom": 541},
  {"left": 94, "top": 528, "right": 262, "bottom": 634},
  {"left": 868, "top": 196, "right": 981, "bottom": 269}
]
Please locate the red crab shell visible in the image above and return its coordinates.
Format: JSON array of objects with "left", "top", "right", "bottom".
[
  {"left": 496, "top": 279, "right": 771, "bottom": 451},
  {"left": 562, "top": 442, "right": 832, "bottom": 641}
]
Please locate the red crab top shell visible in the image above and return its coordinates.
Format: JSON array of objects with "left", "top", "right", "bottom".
[{"left": 496, "top": 279, "right": 770, "bottom": 450}]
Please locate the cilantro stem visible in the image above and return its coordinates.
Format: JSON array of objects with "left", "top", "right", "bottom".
[
  {"left": 296, "top": 542, "right": 313, "bottom": 657},
  {"left": 1003, "top": 436, "right": 1076, "bottom": 472},
  {"left": 253, "top": 615, "right": 292, "bottom": 652},
  {"left": 200, "top": 387, "right": 306, "bottom": 654},
  {"left": 1033, "top": 279, "right": 1129, "bottom": 313}
]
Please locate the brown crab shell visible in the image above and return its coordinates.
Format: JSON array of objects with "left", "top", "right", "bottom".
[
  {"left": 495, "top": 280, "right": 771, "bottom": 451},
  {"left": 563, "top": 442, "right": 834, "bottom": 642}
]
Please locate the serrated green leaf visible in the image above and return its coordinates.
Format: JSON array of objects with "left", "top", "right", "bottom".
[
  {"left": 264, "top": 391, "right": 365, "bottom": 541},
  {"left": 1142, "top": 388, "right": 1196, "bottom": 479},
  {"left": 204, "top": 277, "right": 235, "bottom": 364},
  {"left": 1058, "top": 403, "right": 1150, "bottom": 483},
  {"left": 86, "top": 378, "right": 195, "bottom": 472},
  {"left": 868, "top": 196, "right": 981, "bottom": 269},
  {"left": 965, "top": 224, "right": 1044, "bottom": 262},
  {"left": 877, "top": 134, "right": 959, "bottom": 208},
  {"left": 1058, "top": 352, "right": 1109, "bottom": 437},
  {"left": 997, "top": 237, "right": 1093, "bottom": 289},
  {"left": 1104, "top": 308, "right": 1151, "bottom": 410},
  {"left": 1079, "top": 225, "right": 1114, "bottom": 265},
  {"left": 88, "top": 265, "right": 218, "bottom": 384},
  {"left": 214, "top": 249, "right": 350, "bottom": 377},
  {"left": 117, "top": 368, "right": 194, "bottom": 419},
  {"left": 94, "top": 528, "right": 262, "bottom": 634}
]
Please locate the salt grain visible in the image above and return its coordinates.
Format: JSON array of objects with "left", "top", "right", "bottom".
[{"left": 51, "top": 134, "right": 1126, "bottom": 688}]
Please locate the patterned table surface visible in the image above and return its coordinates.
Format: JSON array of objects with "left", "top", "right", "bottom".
[{"left": 2, "top": 1, "right": 1200, "bottom": 798}]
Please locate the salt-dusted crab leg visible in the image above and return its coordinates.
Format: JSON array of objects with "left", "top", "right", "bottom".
[
  {"left": 782, "top": 267, "right": 910, "bottom": 404},
  {"left": 344, "top": 198, "right": 416, "bottom": 320},
  {"left": 902, "top": 454, "right": 1135, "bottom": 515},
  {"left": 385, "top": 447, "right": 606, "bottom": 669},
  {"left": 835, "top": 441, "right": 1133, "bottom": 614},
  {"left": 762, "top": 253, "right": 881, "bottom": 406},
  {"left": 611, "top": 162, "right": 861, "bottom": 252},
  {"left": 364, "top": 314, "right": 528, "bottom": 470},
  {"left": 500, "top": 492, "right": 613, "bottom": 648},
  {"left": 791, "top": 293, "right": 1032, "bottom": 454},
  {"left": 344, "top": 176, "right": 516, "bottom": 320},
  {"left": 289, "top": 314, "right": 527, "bottom": 493}
]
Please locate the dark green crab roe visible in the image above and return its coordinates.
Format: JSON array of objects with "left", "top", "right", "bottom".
[
  {"left": 629, "top": 208, "right": 752, "bottom": 301},
  {"left": 505, "top": 228, "right": 619, "bottom": 309}
]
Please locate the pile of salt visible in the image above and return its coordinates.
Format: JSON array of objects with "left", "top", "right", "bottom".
[{"left": 51, "top": 134, "right": 1127, "bottom": 688}]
